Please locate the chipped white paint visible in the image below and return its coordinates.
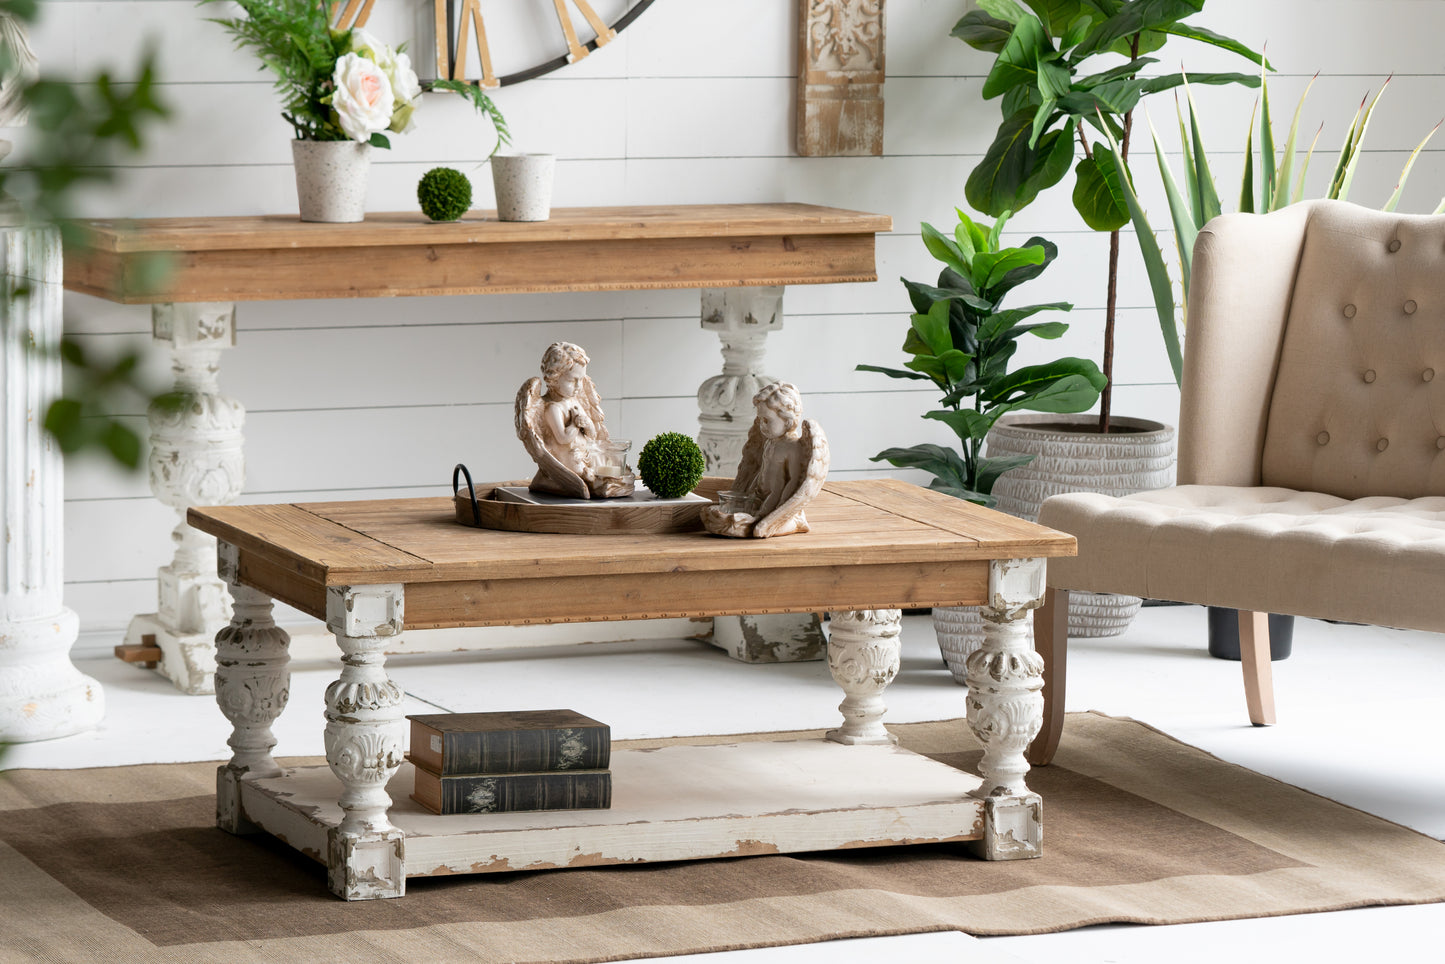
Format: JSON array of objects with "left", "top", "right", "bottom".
[
  {"left": 214, "top": 579, "right": 291, "bottom": 834},
  {"left": 122, "top": 302, "right": 244, "bottom": 694},
  {"left": 236, "top": 741, "right": 987, "bottom": 887},
  {"left": 323, "top": 583, "right": 408, "bottom": 898},
  {"left": 797, "top": 0, "right": 886, "bottom": 157},
  {"left": 825, "top": 608, "right": 901, "bottom": 744},
  {"left": 967, "top": 558, "right": 1046, "bottom": 802},
  {"left": 0, "top": 218, "right": 105, "bottom": 742},
  {"left": 969, "top": 792, "right": 1042, "bottom": 861}
]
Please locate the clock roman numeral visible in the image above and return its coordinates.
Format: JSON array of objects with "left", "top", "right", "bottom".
[
  {"left": 330, "top": 0, "right": 376, "bottom": 31},
  {"left": 438, "top": 0, "right": 500, "bottom": 87},
  {"left": 552, "top": 0, "right": 617, "bottom": 63}
]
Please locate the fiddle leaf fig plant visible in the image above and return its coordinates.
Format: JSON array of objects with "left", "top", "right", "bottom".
[{"left": 859, "top": 209, "right": 1106, "bottom": 506}]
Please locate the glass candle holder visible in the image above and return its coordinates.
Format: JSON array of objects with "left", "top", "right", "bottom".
[
  {"left": 594, "top": 439, "right": 632, "bottom": 479},
  {"left": 717, "top": 489, "right": 759, "bottom": 515}
]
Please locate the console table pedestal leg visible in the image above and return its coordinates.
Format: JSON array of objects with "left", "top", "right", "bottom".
[
  {"left": 824, "top": 609, "right": 901, "bottom": 744},
  {"left": 214, "top": 550, "right": 290, "bottom": 835},
  {"left": 697, "top": 286, "right": 824, "bottom": 663},
  {"left": 967, "top": 557, "right": 1046, "bottom": 860},
  {"left": 323, "top": 584, "right": 407, "bottom": 900},
  {"left": 122, "top": 303, "right": 244, "bottom": 695}
]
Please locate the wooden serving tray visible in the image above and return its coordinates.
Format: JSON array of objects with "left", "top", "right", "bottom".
[{"left": 454, "top": 481, "right": 714, "bottom": 535}]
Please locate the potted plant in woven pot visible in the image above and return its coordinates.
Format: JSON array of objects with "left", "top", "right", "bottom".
[
  {"left": 860, "top": 208, "right": 1105, "bottom": 681},
  {"left": 951, "top": 0, "right": 1264, "bottom": 635},
  {"left": 203, "top": 0, "right": 507, "bottom": 222}
]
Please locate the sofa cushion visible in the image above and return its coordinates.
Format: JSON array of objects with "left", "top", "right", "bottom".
[{"left": 1040, "top": 485, "right": 1445, "bottom": 633}]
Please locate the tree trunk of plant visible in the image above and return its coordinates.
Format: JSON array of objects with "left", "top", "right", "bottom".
[{"left": 1100, "top": 36, "right": 1141, "bottom": 434}]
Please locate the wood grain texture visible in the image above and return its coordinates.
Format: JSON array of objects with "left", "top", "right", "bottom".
[{"left": 797, "top": 0, "right": 886, "bottom": 157}]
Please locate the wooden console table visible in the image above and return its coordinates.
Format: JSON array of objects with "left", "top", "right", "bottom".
[
  {"left": 62, "top": 204, "right": 892, "bottom": 691},
  {"left": 188, "top": 478, "right": 1076, "bottom": 900}
]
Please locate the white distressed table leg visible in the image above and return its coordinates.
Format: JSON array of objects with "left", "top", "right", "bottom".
[
  {"left": 214, "top": 544, "right": 290, "bottom": 834},
  {"left": 966, "top": 557, "right": 1046, "bottom": 860},
  {"left": 122, "top": 303, "right": 244, "bottom": 695},
  {"left": 0, "top": 221, "right": 104, "bottom": 742},
  {"left": 324, "top": 584, "right": 407, "bottom": 900},
  {"left": 697, "top": 286, "right": 824, "bottom": 663},
  {"left": 825, "top": 609, "right": 901, "bottom": 744}
]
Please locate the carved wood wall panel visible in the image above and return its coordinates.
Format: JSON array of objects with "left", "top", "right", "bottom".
[{"left": 797, "top": 0, "right": 885, "bottom": 157}]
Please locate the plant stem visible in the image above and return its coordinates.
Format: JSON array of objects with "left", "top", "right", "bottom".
[{"left": 1099, "top": 34, "right": 1141, "bottom": 434}]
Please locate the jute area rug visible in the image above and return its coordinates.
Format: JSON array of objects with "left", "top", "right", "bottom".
[{"left": 3, "top": 711, "right": 1444, "bottom": 964}]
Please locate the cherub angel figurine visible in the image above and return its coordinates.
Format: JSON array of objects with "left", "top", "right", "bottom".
[
  {"left": 702, "top": 382, "right": 829, "bottom": 538},
  {"left": 516, "top": 342, "right": 635, "bottom": 498}
]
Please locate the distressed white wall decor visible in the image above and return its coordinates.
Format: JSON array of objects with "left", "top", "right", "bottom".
[{"left": 797, "top": 0, "right": 885, "bottom": 156}]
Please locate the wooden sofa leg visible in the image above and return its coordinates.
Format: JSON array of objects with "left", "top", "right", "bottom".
[
  {"left": 1239, "top": 609, "right": 1276, "bottom": 726},
  {"left": 1026, "top": 587, "right": 1068, "bottom": 766}
]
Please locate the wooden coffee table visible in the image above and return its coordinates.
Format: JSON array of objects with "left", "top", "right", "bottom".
[{"left": 188, "top": 479, "right": 1074, "bottom": 900}]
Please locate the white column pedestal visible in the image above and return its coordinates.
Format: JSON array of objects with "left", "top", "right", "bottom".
[
  {"left": 120, "top": 303, "right": 244, "bottom": 695},
  {"left": 696, "top": 286, "right": 824, "bottom": 663},
  {"left": 1, "top": 221, "right": 104, "bottom": 742}
]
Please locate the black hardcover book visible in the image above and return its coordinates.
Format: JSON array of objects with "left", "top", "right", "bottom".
[
  {"left": 410, "top": 764, "right": 612, "bottom": 815},
  {"left": 407, "top": 709, "right": 610, "bottom": 775}
]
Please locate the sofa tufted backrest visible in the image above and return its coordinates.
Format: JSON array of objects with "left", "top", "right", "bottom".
[{"left": 1258, "top": 201, "right": 1445, "bottom": 499}]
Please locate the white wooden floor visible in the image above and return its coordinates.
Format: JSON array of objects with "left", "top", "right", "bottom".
[{"left": 9, "top": 607, "right": 1445, "bottom": 964}]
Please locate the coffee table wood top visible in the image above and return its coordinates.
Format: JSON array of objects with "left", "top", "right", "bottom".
[
  {"left": 188, "top": 479, "right": 1075, "bottom": 630},
  {"left": 62, "top": 202, "right": 893, "bottom": 304}
]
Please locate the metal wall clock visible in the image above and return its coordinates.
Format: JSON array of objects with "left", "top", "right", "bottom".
[{"left": 428, "top": 0, "right": 658, "bottom": 88}]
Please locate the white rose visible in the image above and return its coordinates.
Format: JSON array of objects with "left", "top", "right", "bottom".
[
  {"left": 331, "top": 52, "right": 395, "bottom": 142},
  {"left": 349, "top": 28, "right": 421, "bottom": 132}
]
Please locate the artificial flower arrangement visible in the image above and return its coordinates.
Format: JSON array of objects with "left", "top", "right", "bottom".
[{"left": 202, "top": 0, "right": 508, "bottom": 151}]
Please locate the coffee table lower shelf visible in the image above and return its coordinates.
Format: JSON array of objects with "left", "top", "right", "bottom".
[{"left": 234, "top": 740, "right": 991, "bottom": 879}]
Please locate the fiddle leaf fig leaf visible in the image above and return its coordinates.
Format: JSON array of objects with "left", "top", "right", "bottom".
[
  {"left": 953, "top": 10, "right": 1015, "bottom": 53},
  {"left": 982, "top": 15, "right": 1051, "bottom": 100},
  {"left": 1072, "top": 153, "right": 1129, "bottom": 231}
]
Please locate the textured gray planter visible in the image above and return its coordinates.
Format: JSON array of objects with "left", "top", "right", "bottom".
[
  {"left": 292, "top": 140, "right": 371, "bottom": 223},
  {"left": 935, "top": 413, "right": 1176, "bottom": 681}
]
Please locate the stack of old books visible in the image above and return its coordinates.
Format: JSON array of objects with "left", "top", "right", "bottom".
[{"left": 406, "top": 709, "right": 612, "bottom": 815}]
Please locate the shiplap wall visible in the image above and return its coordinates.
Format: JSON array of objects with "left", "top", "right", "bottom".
[{"left": 33, "top": 0, "right": 1445, "bottom": 652}]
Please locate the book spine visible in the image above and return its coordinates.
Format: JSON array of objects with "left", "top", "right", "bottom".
[
  {"left": 441, "top": 725, "right": 610, "bottom": 774},
  {"left": 440, "top": 771, "right": 612, "bottom": 814}
]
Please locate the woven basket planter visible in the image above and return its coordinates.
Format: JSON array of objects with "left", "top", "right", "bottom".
[{"left": 934, "top": 413, "right": 1175, "bottom": 683}]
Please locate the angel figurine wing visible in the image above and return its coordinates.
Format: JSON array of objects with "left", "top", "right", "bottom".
[
  {"left": 753, "top": 419, "right": 830, "bottom": 538},
  {"left": 732, "top": 419, "right": 767, "bottom": 492},
  {"left": 515, "top": 376, "right": 589, "bottom": 498}
]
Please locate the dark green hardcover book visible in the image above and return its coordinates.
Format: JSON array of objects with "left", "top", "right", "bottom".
[
  {"left": 407, "top": 709, "right": 610, "bottom": 775},
  {"left": 411, "top": 764, "right": 612, "bottom": 815}
]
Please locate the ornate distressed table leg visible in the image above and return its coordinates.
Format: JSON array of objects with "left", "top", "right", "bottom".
[
  {"left": 324, "top": 584, "right": 407, "bottom": 900},
  {"left": 0, "top": 221, "right": 104, "bottom": 742},
  {"left": 824, "top": 609, "right": 901, "bottom": 744},
  {"left": 214, "top": 544, "right": 290, "bottom": 835},
  {"left": 121, "top": 303, "right": 244, "bottom": 694},
  {"left": 697, "top": 286, "right": 824, "bottom": 663},
  {"left": 966, "top": 557, "right": 1046, "bottom": 861}
]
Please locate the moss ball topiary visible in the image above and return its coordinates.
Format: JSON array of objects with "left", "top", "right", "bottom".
[
  {"left": 638, "top": 432, "right": 706, "bottom": 499},
  {"left": 417, "top": 167, "right": 472, "bottom": 222}
]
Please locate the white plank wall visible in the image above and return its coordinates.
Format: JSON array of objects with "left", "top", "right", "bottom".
[{"left": 35, "top": 0, "right": 1443, "bottom": 652}]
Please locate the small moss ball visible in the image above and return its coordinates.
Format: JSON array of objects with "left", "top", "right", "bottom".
[
  {"left": 638, "top": 432, "right": 706, "bottom": 499},
  {"left": 417, "top": 167, "right": 472, "bottom": 222}
]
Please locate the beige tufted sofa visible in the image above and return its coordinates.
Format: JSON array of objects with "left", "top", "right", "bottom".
[{"left": 1028, "top": 200, "right": 1445, "bottom": 766}]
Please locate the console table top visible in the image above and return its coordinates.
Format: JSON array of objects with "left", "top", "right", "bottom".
[{"left": 62, "top": 202, "right": 893, "bottom": 303}]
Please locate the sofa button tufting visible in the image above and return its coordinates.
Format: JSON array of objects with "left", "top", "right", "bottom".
[
  {"left": 1343, "top": 303, "right": 1357, "bottom": 318},
  {"left": 1378, "top": 437, "right": 1390, "bottom": 452},
  {"left": 1425, "top": 369, "right": 1436, "bottom": 382},
  {"left": 1389, "top": 239, "right": 1402, "bottom": 253},
  {"left": 1317, "top": 431, "right": 1330, "bottom": 445},
  {"left": 1405, "top": 299, "right": 1419, "bottom": 314},
  {"left": 1364, "top": 369, "right": 1377, "bottom": 383},
  {"left": 1437, "top": 436, "right": 1445, "bottom": 450}
]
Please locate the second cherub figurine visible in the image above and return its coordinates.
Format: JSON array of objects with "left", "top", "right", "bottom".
[
  {"left": 516, "top": 342, "right": 636, "bottom": 499},
  {"left": 702, "top": 382, "right": 828, "bottom": 538}
]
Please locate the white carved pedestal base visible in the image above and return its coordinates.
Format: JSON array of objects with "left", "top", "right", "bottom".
[
  {"left": 697, "top": 286, "right": 825, "bottom": 663},
  {"left": 825, "top": 609, "right": 901, "bottom": 745},
  {"left": 122, "top": 303, "right": 244, "bottom": 694},
  {"left": 1, "top": 220, "right": 104, "bottom": 742},
  {"left": 965, "top": 558, "right": 1047, "bottom": 860}
]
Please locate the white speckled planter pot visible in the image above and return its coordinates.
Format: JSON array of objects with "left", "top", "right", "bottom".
[
  {"left": 292, "top": 140, "right": 371, "bottom": 223},
  {"left": 492, "top": 153, "right": 555, "bottom": 221},
  {"left": 935, "top": 413, "right": 1176, "bottom": 682}
]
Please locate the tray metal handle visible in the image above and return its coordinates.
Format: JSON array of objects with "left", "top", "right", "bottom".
[{"left": 452, "top": 463, "right": 482, "bottom": 526}]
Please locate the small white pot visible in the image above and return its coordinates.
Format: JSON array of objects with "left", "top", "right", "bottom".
[
  {"left": 492, "top": 153, "right": 555, "bottom": 221},
  {"left": 292, "top": 140, "right": 371, "bottom": 223}
]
